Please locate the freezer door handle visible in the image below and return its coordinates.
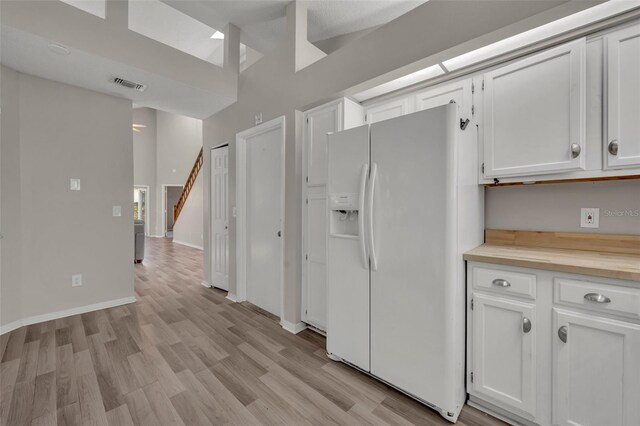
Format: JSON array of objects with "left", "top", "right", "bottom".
[
  {"left": 358, "top": 164, "right": 369, "bottom": 269},
  {"left": 368, "top": 163, "right": 378, "bottom": 272}
]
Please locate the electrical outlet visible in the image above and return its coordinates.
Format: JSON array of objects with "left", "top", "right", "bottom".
[
  {"left": 581, "top": 208, "right": 600, "bottom": 228},
  {"left": 71, "top": 274, "right": 82, "bottom": 287},
  {"left": 70, "top": 178, "right": 81, "bottom": 191},
  {"left": 113, "top": 206, "right": 122, "bottom": 217}
]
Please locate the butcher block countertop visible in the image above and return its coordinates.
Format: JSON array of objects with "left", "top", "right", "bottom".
[{"left": 464, "top": 230, "right": 640, "bottom": 282}]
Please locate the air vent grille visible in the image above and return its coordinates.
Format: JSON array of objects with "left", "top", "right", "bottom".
[{"left": 113, "top": 77, "right": 146, "bottom": 92}]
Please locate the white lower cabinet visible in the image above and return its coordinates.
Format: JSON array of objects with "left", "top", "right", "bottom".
[
  {"left": 472, "top": 294, "right": 536, "bottom": 417},
  {"left": 467, "top": 262, "right": 640, "bottom": 426},
  {"left": 553, "top": 309, "right": 640, "bottom": 426}
]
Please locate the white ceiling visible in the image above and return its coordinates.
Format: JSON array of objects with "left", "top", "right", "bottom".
[
  {"left": 0, "top": 25, "right": 234, "bottom": 119},
  {"left": 163, "top": 0, "right": 428, "bottom": 53}
]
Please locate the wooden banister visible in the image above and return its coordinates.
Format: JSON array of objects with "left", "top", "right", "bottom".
[{"left": 174, "top": 147, "right": 203, "bottom": 223}]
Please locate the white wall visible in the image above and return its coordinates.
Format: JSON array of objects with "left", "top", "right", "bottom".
[
  {"left": 1, "top": 66, "right": 22, "bottom": 328},
  {"left": 173, "top": 171, "right": 204, "bottom": 249},
  {"left": 1, "top": 66, "right": 134, "bottom": 332},
  {"left": 133, "top": 107, "right": 157, "bottom": 234},
  {"left": 486, "top": 180, "right": 640, "bottom": 234},
  {"left": 132, "top": 108, "right": 203, "bottom": 241}
]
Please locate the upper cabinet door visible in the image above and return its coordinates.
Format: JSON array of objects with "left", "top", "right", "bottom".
[
  {"left": 414, "top": 79, "right": 472, "bottom": 120},
  {"left": 365, "top": 97, "right": 411, "bottom": 124},
  {"left": 306, "top": 102, "right": 341, "bottom": 186},
  {"left": 483, "top": 39, "right": 586, "bottom": 178},
  {"left": 606, "top": 23, "right": 640, "bottom": 169}
]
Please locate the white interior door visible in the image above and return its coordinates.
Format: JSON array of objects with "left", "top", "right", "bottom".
[
  {"left": 244, "top": 124, "right": 283, "bottom": 317},
  {"left": 211, "top": 146, "right": 229, "bottom": 290}
]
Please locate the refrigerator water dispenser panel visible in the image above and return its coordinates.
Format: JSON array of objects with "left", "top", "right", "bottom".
[{"left": 329, "top": 193, "right": 360, "bottom": 237}]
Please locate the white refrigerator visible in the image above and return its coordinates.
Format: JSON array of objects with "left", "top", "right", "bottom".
[{"left": 326, "top": 104, "right": 483, "bottom": 423}]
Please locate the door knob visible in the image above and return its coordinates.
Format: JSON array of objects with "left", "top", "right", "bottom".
[
  {"left": 522, "top": 317, "right": 532, "bottom": 334},
  {"left": 608, "top": 139, "right": 619, "bottom": 156},
  {"left": 571, "top": 143, "right": 581, "bottom": 158},
  {"left": 558, "top": 326, "right": 568, "bottom": 343}
]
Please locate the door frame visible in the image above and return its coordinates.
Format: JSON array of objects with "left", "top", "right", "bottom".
[
  {"left": 162, "top": 184, "right": 184, "bottom": 236},
  {"left": 209, "top": 142, "right": 229, "bottom": 291},
  {"left": 134, "top": 185, "right": 150, "bottom": 236},
  {"left": 236, "top": 115, "right": 286, "bottom": 321}
]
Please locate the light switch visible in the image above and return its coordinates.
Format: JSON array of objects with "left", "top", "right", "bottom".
[
  {"left": 71, "top": 274, "right": 82, "bottom": 287},
  {"left": 70, "top": 178, "right": 81, "bottom": 191},
  {"left": 113, "top": 206, "right": 122, "bottom": 217}
]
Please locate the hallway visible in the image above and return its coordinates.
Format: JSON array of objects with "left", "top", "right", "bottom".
[{"left": 0, "top": 238, "right": 501, "bottom": 426}]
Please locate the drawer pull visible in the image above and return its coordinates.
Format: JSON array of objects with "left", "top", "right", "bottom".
[
  {"left": 558, "top": 326, "right": 568, "bottom": 343},
  {"left": 492, "top": 279, "right": 511, "bottom": 288},
  {"left": 584, "top": 293, "right": 611, "bottom": 304},
  {"left": 522, "top": 317, "right": 532, "bottom": 334}
]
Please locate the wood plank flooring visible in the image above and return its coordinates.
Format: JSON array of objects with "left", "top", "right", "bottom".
[{"left": 0, "top": 237, "right": 503, "bottom": 426}]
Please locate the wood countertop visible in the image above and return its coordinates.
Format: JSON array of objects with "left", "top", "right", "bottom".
[{"left": 464, "top": 230, "right": 640, "bottom": 282}]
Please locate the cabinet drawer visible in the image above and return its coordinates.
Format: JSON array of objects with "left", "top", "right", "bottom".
[
  {"left": 472, "top": 266, "right": 536, "bottom": 299},
  {"left": 554, "top": 278, "right": 640, "bottom": 320}
]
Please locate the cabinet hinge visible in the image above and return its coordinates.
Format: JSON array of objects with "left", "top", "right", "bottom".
[
  {"left": 306, "top": 117, "right": 309, "bottom": 124},
  {"left": 470, "top": 372, "right": 474, "bottom": 383},
  {"left": 471, "top": 298, "right": 474, "bottom": 310},
  {"left": 306, "top": 198, "right": 308, "bottom": 205},
  {"left": 471, "top": 105, "right": 475, "bottom": 116},
  {"left": 471, "top": 83, "right": 475, "bottom": 94},
  {"left": 482, "top": 80, "right": 485, "bottom": 91},
  {"left": 305, "top": 254, "right": 308, "bottom": 260},
  {"left": 364, "top": 114, "right": 368, "bottom": 122},
  {"left": 306, "top": 176, "right": 309, "bottom": 183},
  {"left": 481, "top": 163, "right": 485, "bottom": 174}
]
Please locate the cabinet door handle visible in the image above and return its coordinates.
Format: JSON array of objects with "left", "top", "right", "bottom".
[
  {"left": 608, "top": 139, "right": 618, "bottom": 156},
  {"left": 558, "top": 326, "right": 568, "bottom": 343},
  {"left": 584, "top": 293, "right": 611, "bottom": 304},
  {"left": 522, "top": 317, "right": 532, "bottom": 334},
  {"left": 492, "top": 278, "right": 511, "bottom": 288},
  {"left": 571, "top": 143, "right": 581, "bottom": 158}
]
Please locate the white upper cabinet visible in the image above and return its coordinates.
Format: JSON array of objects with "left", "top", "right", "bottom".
[
  {"left": 483, "top": 39, "right": 586, "bottom": 178},
  {"left": 364, "top": 97, "right": 411, "bottom": 124},
  {"left": 553, "top": 309, "right": 640, "bottom": 426},
  {"left": 414, "top": 79, "right": 472, "bottom": 120},
  {"left": 306, "top": 102, "right": 341, "bottom": 186},
  {"left": 606, "top": 23, "right": 640, "bottom": 169}
]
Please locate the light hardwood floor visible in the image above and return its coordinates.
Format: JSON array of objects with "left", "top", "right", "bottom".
[{"left": 0, "top": 237, "right": 503, "bottom": 426}]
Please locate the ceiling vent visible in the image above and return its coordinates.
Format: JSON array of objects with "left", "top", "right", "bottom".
[{"left": 113, "top": 77, "right": 146, "bottom": 92}]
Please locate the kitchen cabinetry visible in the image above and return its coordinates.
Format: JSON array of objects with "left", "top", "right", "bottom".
[
  {"left": 471, "top": 293, "right": 536, "bottom": 417},
  {"left": 605, "top": 23, "right": 640, "bottom": 169},
  {"left": 482, "top": 38, "right": 586, "bottom": 178},
  {"left": 302, "top": 98, "right": 363, "bottom": 331},
  {"left": 364, "top": 97, "right": 410, "bottom": 124},
  {"left": 467, "top": 261, "right": 640, "bottom": 426},
  {"left": 553, "top": 309, "right": 640, "bottom": 426}
]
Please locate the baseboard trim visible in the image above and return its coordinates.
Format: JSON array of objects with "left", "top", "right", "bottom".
[
  {"left": 201, "top": 281, "right": 212, "bottom": 288},
  {"left": 172, "top": 240, "right": 203, "bottom": 250},
  {"left": 226, "top": 292, "right": 237, "bottom": 302},
  {"left": 281, "top": 320, "right": 307, "bottom": 334},
  {"left": 0, "top": 296, "right": 136, "bottom": 335}
]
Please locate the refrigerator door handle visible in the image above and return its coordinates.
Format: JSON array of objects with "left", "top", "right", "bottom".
[
  {"left": 358, "top": 163, "right": 369, "bottom": 269},
  {"left": 368, "top": 163, "right": 378, "bottom": 272}
]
